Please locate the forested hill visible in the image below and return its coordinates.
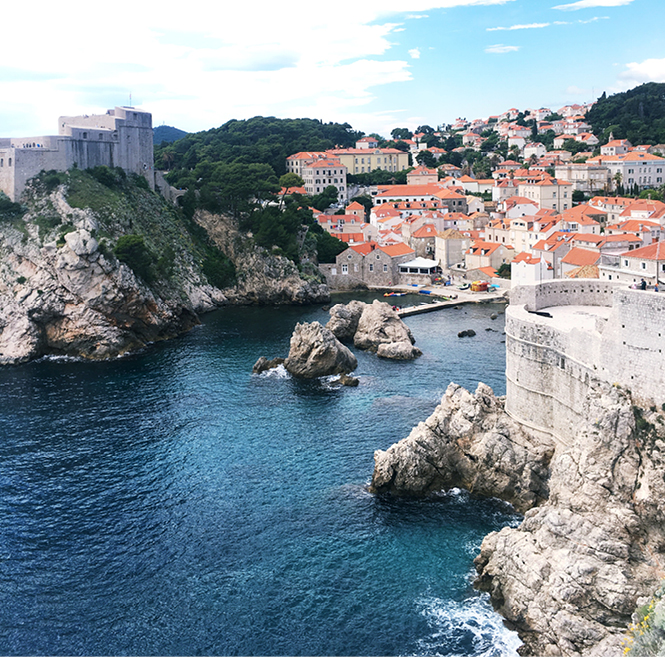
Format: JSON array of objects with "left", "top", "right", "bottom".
[
  {"left": 587, "top": 82, "right": 665, "bottom": 145},
  {"left": 155, "top": 116, "right": 363, "bottom": 184},
  {"left": 153, "top": 125, "right": 188, "bottom": 145}
]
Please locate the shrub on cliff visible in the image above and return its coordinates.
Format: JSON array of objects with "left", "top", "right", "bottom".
[
  {"left": 114, "top": 234, "right": 155, "bottom": 283},
  {"left": 0, "top": 192, "right": 26, "bottom": 221}
]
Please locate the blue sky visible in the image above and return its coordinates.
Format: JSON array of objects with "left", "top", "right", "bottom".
[{"left": 1, "top": 0, "right": 663, "bottom": 138}]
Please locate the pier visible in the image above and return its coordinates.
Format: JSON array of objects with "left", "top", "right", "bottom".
[{"left": 368, "top": 285, "right": 508, "bottom": 318}]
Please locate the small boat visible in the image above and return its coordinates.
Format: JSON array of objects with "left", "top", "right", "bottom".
[
  {"left": 458, "top": 283, "right": 470, "bottom": 291},
  {"left": 384, "top": 292, "right": 407, "bottom": 297},
  {"left": 419, "top": 290, "right": 432, "bottom": 295}
]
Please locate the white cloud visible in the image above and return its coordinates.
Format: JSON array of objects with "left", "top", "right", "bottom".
[
  {"left": 0, "top": 0, "right": 521, "bottom": 134},
  {"left": 408, "top": 48, "right": 421, "bottom": 59},
  {"left": 485, "top": 44, "right": 521, "bottom": 53},
  {"left": 406, "top": 14, "right": 429, "bottom": 18},
  {"left": 487, "top": 22, "right": 550, "bottom": 31},
  {"left": 619, "top": 58, "right": 665, "bottom": 86},
  {"left": 553, "top": 0, "right": 633, "bottom": 11}
]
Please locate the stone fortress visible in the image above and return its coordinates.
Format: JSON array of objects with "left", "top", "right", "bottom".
[
  {"left": 0, "top": 106, "right": 154, "bottom": 201},
  {"left": 506, "top": 279, "right": 665, "bottom": 445}
]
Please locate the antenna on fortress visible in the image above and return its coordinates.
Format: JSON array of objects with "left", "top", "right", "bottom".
[{"left": 129, "top": 92, "right": 132, "bottom": 107}]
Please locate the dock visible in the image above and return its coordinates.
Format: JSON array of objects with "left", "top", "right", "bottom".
[{"left": 368, "top": 285, "right": 508, "bottom": 318}]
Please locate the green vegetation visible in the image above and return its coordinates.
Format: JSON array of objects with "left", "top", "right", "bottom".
[
  {"left": 156, "top": 116, "right": 361, "bottom": 182},
  {"left": 114, "top": 234, "right": 155, "bottom": 283},
  {"left": 0, "top": 192, "right": 27, "bottom": 222},
  {"left": 153, "top": 125, "right": 188, "bottom": 145},
  {"left": 497, "top": 263, "right": 511, "bottom": 279},
  {"left": 587, "top": 83, "right": 665, "bottom": 145},
  {"left": 622, "top": 581, "right": 665, "bottom": 655},
  {"left": 30, "top": 168, "right": 236, "bottom": 290},
  {"left": 315, "top": 230, "right": 347, "bottom": 264}
]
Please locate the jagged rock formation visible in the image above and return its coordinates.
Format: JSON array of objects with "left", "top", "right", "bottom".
[
  {"left": 371, "top": 380, "right": 665, "bottom": 656},
  {"left": 0, "top": 179, "right": 224, "bottom": 364},
  {"left": 252, "top": 356, "right": 285, "bottom": 374},
  {"left": 195, "top": 210, "right": 330, "bottom": 305},
  {"left": 326, "top": 300, "right": 366, "bottom": 342},
  {"left": 284, "top": 321, "right": 357, "bottom": 379},
  {"left": 327, "top": 299, "right": 421, "bottom": 360},
  {"left": 370, "top": 383, "right": 552, "bottom": 512}
]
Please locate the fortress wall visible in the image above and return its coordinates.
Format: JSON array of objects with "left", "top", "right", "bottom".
[
  {"left": 506, "top": 282, "right": 665, "bottom": 444},
  {"left": 505, "top": 311, "right": 601, "bottom": 446},
  {"left": 510, "top": 279, "right": 617, "bottom": 311},
  {"left": 599, "top": 288, "right": 665, "bottom": 404}
]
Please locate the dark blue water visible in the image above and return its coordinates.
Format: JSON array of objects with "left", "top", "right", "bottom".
[{"left": 0, "top": 295, "right": 520, "bottom": 656}]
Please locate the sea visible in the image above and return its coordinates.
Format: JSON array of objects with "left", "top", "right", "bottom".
[{"left": 0, "top": 292, "right": 522, "bottom": 656}]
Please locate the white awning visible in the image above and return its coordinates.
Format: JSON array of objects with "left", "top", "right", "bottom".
[{"left": 399, "top": 258, "right": 439, "bottom": 270}]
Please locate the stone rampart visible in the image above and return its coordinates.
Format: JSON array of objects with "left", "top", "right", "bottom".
[
  {"left": 509, "top": 278, "right": 617, "bottom": 311},
  {"left": 506, "top": 280, "right": 665, "bottom": 444}
]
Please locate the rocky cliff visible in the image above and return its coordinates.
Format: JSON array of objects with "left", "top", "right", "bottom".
[
  {"left": 371, "top": 381, "right": 665, "bottom": 656},
  {"left": 194, "top": 210, "right": 330, "bottom": 305},
  {"left": 0, "top": 169, "right": 329, "bottom": 364}
]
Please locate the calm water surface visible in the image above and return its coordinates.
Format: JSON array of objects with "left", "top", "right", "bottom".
[{"left": 0, "top": 294, "right": 520, "bottom": 656}]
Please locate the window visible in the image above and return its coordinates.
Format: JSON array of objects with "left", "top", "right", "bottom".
[
  {"left": 8, "top": 158, "right": 11, "bottom": 167},
  {"left": 82, "top": 132, "right": 87, "bottom": 139},
  {"left": 624, "top": 260, "right": 629, "bottom": 267},
  {"left": 383, "top": 264, "right": 388, "bottom": 272},
  {"left": 642, "top": 262, "right": 646, "bottom": 269},
  {"left": 369, "top": 263, "right": 374, "bottom": 272},
  {"left": 342, "top": 264, "right": 348, "bottom": 274}
]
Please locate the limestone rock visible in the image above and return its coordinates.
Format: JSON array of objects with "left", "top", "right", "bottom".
[
  {"left": 194, "top": 210, "right": 330, "bottom": 305},
  {"left": 252, "top": 356, "right": 285, "bottom": 374},
  {"left": 370, "top": 376, "right": 665, "bottom": 656},
  {"left": 326, "top": 300, "right": 366, "bottom": 342},
  {"left": 458, "top": 329, "right": 476, "bottom": 338},
  {"left": 376, "top": 341, "right": 422, "bottom": 360},
  {"left": 284, "top": 321, "right": 357, "bottom": 379},
  {"left": 353, "top": 300, "right": 416, "bottom": 353},
  {"left": 370, "top": 382, "right": 553, "bottom": 511},
  {"left": 338, "top": 373, "right": 359, "bottom": 387}
]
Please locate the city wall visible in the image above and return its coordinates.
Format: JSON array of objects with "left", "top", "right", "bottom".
[{"left": 506, "top": 279, "right": 665, "bottom": 445}]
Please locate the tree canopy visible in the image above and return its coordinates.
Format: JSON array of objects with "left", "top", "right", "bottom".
[{"left": 587, "top": 83, "right": 665, "bottom": 145}]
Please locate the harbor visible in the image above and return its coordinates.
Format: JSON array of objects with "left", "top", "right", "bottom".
[{"left": 368, "top": 284, "right": 509, "bottom": 317}]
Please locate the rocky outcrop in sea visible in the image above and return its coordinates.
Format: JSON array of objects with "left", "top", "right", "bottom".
[
  {"left": 327, "top": 299, "right": 421, "bottom": 360},
  {"left": 284, "top": 321, "right": 357, "bottom": 378},
  {"left": 371, "top": 380, "right": 665, "bottom": 656}
]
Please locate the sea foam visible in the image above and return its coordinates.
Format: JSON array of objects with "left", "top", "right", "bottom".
[{"left": 416, "top": 593, "right": 522, "bottom": 657}]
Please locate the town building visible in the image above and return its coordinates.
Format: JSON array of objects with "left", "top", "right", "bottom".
[{"left": 301, "top": 158, "right": 348, "bottom": 201}]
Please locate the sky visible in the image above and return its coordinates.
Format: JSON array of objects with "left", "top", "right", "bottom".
[{"left": 1, "top": 0, "right": 664, "bottom": 138}]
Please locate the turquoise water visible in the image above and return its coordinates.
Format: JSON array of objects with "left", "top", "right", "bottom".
[{"left": 0, "top": 295, "right": 520, "bottom": 656}]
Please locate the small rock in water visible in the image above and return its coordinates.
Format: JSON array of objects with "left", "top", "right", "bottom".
[
  {"left": 485, "top": 328, "right": 496, "bottom": 332},
  {"left": 321, "top": 306, "right": 330, "bottom": 312},
  {"left": 252, "top": 356, "right": 285, "bottom": 374},
  {"left": 338, "top": 373, "right": 360, "bottom": 387},
  {"left": 490, "top": 313, "right": 498, "bottom": 320},
  {"left": 458, "top": 329, "right": 476, "bottom": 338}
]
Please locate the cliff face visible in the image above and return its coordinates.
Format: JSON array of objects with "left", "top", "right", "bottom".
[
  {"left": 0, "top": 170, "right": 328, "bottom": 364},
  {"left": 371, "top": 381, "right": 665, "bottom": 656},
  {"left": 194, "top": 210, "right": 330, "bottom": 305}
]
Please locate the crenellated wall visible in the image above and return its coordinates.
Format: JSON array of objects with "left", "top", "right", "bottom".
[{"left": 506, "top": 279, "right": 665, "bottom": 444}]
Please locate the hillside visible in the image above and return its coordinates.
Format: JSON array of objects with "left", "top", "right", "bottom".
[
  {"left": 153, "top": 125, "right": 188, "bottom": 144},
  {"left": 587, "top": 82, "right": 665, "bottom": 145},
  {"left": 0, "top": 167, "right": 328, "bottom": 364}
]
